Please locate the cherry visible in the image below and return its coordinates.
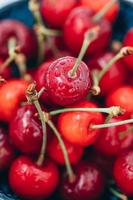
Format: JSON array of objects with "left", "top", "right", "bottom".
[
  {"left": 48, "top": 137, "right": 84, "bottom": 165},
  {"left": 0, "top": 58, "right": 12, "bottom": 79},
  {"left": 94, "top": 118, "right": 133, "bottom": 158},
  {"left": 0, "top": 126, "right": 15, "bottom": 171},
  {"left": 41, "top": 0, "right": 78, "bottom": 28},
  {"left": 60, "top": 161, "right": 105, "bottom": 200},
  {"left": 106, "top": 86, "right": 133, "bottom": 116},
  {"left": 0, "top": 20, "right": 38, "bottom": 60},
  {"left": 9, "top": 156, "right": 59, "bottom": 200},
  {"left": 113, "top": 150, "right": 133, "bottom": 196},
  {"left": 58, "top": 100, "right": 104, "bottom": 146},
  {"left": 9, "top": 105, "right": 43, "bottom": 155},
  {"left": 63, "top": 6, "right": 111, "bottom": 55},
  {"left": 0, "top": 79, "right": 28, "bottom": 122},
  {"left": 88, "top": 51, "right": 127, "bottom": 95}
]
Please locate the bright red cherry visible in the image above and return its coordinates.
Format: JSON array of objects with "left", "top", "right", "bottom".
[
  {"left": 58, "top": 100, "right": 104, "bottom": 146},
  {"left": 45, "top": 56, "right": 91, "bottom": 106},
  {"left": 48, "top": 137, "right": 84, "bottom": 165},
  {"left": 94, "top": 118, "right": 133, "bottom": 158},
  {"left": 0, "top": 20, "right": 38, "bottom": 60},
  {"left": 41, "top": 0, "right": 78, "bottom": 28},
  {"left": 63, "top": 7, "right": 111, "bottom": 55},
  {"left": 113, "top": 150, "right": 133, "bottom": 196},
  {"left": 0, "top": 58, "right": 12, "bottom": 79},
  {"left": 106, "top": 86, "right": 133, "bottom": 115},
  {"left": 0, "top": 79, "right": 28, "bottom": 122},
  {"left": 60, "top": 161, "right": 105, "bottom": 200},
  {"left": 9, "top": 105, "right": 43, "bottom": 155},
  {"left": 0, "top": 126, "right": 15, "bottom": 171},
  {"left": 88, "top": 51, "right": 127, "bottom": 95},
  {"left": 9, "top": 156, "right": 59, "bottom": 200}
]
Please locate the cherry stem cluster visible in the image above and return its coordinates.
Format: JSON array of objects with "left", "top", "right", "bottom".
[{"left": 109, "top": 188, "right": 128, "bottom": 200}]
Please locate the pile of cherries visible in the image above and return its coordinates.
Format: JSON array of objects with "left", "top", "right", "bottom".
[{"left": 0, "top": 0, "right": 133, "bottom": 200}]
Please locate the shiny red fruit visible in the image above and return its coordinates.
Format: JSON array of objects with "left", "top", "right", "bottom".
[
  {"left": 60, "top": 161, "right": 105, "bottom": 200},
  {"left": 63, "top": 7, "right": 111, "bottom": 55},
  {"left": 58, "top": 100, "right": 104, "bottom": 146},
  {"left": 48, "top": 137, "right": 84, "bottom": 165},
  {"left": 9, "top": 105, "right": 43, "bottom": 154},
  {"left": 9, "top": 156, "right": 59, "bottom": 200},
  {"left": 45, "top": 57, "right": 91, "bottom": 106},
  {"left": 0, "top": 79, "right": 28, "bottom": 122},
  {"left": 41, "top": 0, "right": 78, "bottom": 28},
  {"left": 113, "top": 150, "right": 133, "bottom": 196}
]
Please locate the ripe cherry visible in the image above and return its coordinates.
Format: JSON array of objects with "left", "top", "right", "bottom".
[
  {"left": 9, "top": 105, "right": 43, "bottom": 155},
  {"left": 113, "top": 150, "right": 133, "bottom": 196},
  {"left": 47, "top": 137, "right": 84, "bottom": 165},
  {"left": 94, "top": 118, "right": 133, "bottom": 158},
  {"left": 0, "top": 79, "right": 28, "bottom": 122},
  {"left": 9, "top": 156, "right": 59, "bottom": 200},
  {"left": 58, "top": 100, "right": 104, "bottom": 146},
  {"left": 0, "top": 20, "right": 38, "bottom": 60},
  {"left": 41, "top": 0, "right": 78, "bottom": 28},
  {"left": 60, "top": 161, "right": 105, "bottom": 200},
  {"left": 0, "top": 58, "right": 12, "bottom": 79}
]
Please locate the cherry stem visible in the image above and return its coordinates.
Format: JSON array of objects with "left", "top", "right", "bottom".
[
  {"left": 68, "top": 26, "right": 100, "bottom": 77},
  {"left": 47, "top": 119, "right": 75, "bottom": 183},
  {"left": 109, "top": 188, "right": 128, "bottom": 200},
  {"left": 91, "top": 118, "right": 133, "bottom": 129},
  {"left": 26, "top": 83, "right": 47, "bottom": 166},
  {"left": 49, "top": 106, "right": 124, "bottom": 117},
  {"left": 92, "top": 0, "right": 117, "bottom": 22}
]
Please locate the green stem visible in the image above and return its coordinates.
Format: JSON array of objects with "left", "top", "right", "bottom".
[{"left": 109, "top": 188, "right": 128, "bottom": 200}]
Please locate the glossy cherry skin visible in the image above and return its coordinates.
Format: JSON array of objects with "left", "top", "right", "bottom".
[
  {"left": 45, "top": 56, "right": 91, "bottom": 106},
  {"left": 60, "top": 161, "right": 105, "bottom": 200},
  {"left": 113, "top": 150, "right": 133, "bottom": 196},
  {"left": 9, "top": 156, "right": 59, "bottom": 200},
  {"left": 123, "top": 28, "right": 133, "bottom": 70},
  {"left": 106, "top": 86, "right": 133, "bottom": 116},
  {"left": 94, "top": 118, "right": 133, "bottom": 158},
  {"left": 63, "top": 7, "right": 111, "bottom": 55},
  {"left": 0, "top": 79, "right": 28, "bottom": 122},
  {"left": 0, "top": 20, "right": 38, "bottom": 60},
  {"left": 0, "top": 58, "right": 12, "bottom": 79},
  {"left": 88, "top": 51, "right": 127, "bottom": 95},
  {"left": 80, "top": 0, "right": 119, "bottom": 23},
  {"left": 41, "top": 0, "right": 78, "bottom": 28},
  {"left": 47, "top": 137, "right": 84, "bottom": 165},
  {"left": 58, "top": 100, "right": 104, "bottom": 146},
  {"left": 0, "top": 126, "right": 15, "bottom": 171},
  {"left": 9, "top": 105, "right": 43, "bottom": 155}
]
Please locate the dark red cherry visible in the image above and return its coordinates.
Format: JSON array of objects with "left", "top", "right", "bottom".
[
  {"left": 113, "top": 150, "right": 133, "bottom": 196},
  {"left": 45, "top": 56, "right": 91, "bottom": 106},
  {"left": 41, "top": 0, "right": 78, "bottom": 28},
  {"left": 0, "top": 20, "right": 38, "bottom": 60},
  {"left": 9, "top": 156, "right": 59, "bottom": 200},
  {"left": 63, "top": 7, "right": 111, "bottom": 55},
  {"left": 9, "top": 105, "right": 43, "bottom": 155},
  {"left": 60, "top": 161, "right": 105, "bottom": 200},
  {"left": 0, "top": 58, "right": 12, "bottom": 79},
  {"left": 94, "top": 118, "right": 133, "bottom": 158},
  {"left": 88, "top": 51, "right": 127, "bottom": 95},
  {"left": 0, "top": 126, "right": 15, "bottom": 171}
]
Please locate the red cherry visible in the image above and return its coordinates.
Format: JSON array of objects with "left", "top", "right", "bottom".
[
  {"left": 48, "top": 137, "right": 84, "bottom": 165},
  {"left": 41, "top": 0, "right": 78, "bottom": 28},
  {"left": 45, "top": 56, "right": 91, "bottom": 106},
  {"left": 9, "top": 156, "right": 59, "bottom": 200},
  {"left": 0, "top": 126, "right": 15, "bottom": 171},
  {"left": 0, "top": 79, "right": 28, "bottom": 122},
  {"left": 106, "top": 86, "right": 133, "bottom": 115},
  {"left": 0, "top": 58, "right": 12, "bottom": 79},
  {"left": 113, "top": 150, "right": 133, "bottom": 196},
  {"left": 63, "top": 7, "right": 111, "bottom": 55},
  {"left": 9, "top": 105, "right": 43, "bottom": 155},
  {"left": 94, "top": 118, "right": 133, "bottom": 158},
  {"left": 58, "top": 100, "right": 104, "bottom": 146},
  {"left": 88, "top": 51, "right": 127, "bottom": 95},
  {"left": 60, "top": 161, "right": 105, "bottom": 200},
  {"left": 0, "top": 20, "right": 38, "bottom": 60}
]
